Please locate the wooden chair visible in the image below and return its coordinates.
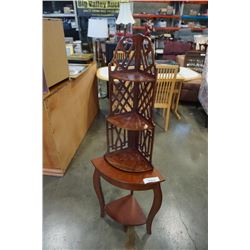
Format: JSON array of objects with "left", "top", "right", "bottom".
[
  {"left": 112, "top": 50, "right": 134, "bottom": 62},
  {"left": 154, "top": 64, "right": 178, "bottom": 131},
  {"left": 113, "top": 50, "right": 126, "bottom": 61}
]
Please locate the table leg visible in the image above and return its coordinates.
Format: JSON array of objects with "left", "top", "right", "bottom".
[
  {"left": 172, "top": 81, "right": 182, "bottom": 120},
  {"left": 146, "top": 183, "right": 162, "bottom": 234},
  {"left": 93, "top": 169, "right": 105, "bottom": 217}
]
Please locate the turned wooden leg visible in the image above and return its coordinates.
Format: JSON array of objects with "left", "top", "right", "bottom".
[
  {"left": 93, "top": 169, "right": 105, "bottom": 217},
  {"left": 146, "top": 183, "right": 163, "bottom": 234}
]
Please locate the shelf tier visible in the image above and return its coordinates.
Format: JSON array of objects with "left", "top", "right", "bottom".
[
  {"left": 104, "top": 148, "right": 153, "bottom": 173},
  {"left": 132, "top": 0, "right": 208, "bottom": 2},
  {"left": 43, "top": 13, "right": 76, "bottom": 17},
  {"left": 191, "top": 27, "right": 208, "bottom": 31},
  {"left": 182, "top": 15, "right": 208, "bottom": 20},
  {"left": 105, "top": 195, "right": 146, "bottom": 226},
  {"left": 107, "top": 112, "right": 154, "bottom": 131},
  {"left": 133, "top": 26, "right": 180, "bottom": 31},
  {"left": 133, "top": 14, "right": 180, "bottom": 19},
  {"left": 133, "top": 26, "right": 207, "bottom": 31},
  {"left": 110, "top": 70, "right": 155, "bottom": 82}
]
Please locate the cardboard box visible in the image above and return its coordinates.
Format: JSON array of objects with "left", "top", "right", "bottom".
[{"left": 43, "top": 19, "right": 69, "bottom": 88}]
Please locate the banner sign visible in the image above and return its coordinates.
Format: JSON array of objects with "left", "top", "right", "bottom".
[
  {"left": 77, "top": 0, "right": 127, "bottom": 16},
  {"left": 77, "top": 0, "right": 121, "bottom": 9}
]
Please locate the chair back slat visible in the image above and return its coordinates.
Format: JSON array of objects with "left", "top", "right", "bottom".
[{"left": 154, "top": 65, "right": 178, "bottom": 108}]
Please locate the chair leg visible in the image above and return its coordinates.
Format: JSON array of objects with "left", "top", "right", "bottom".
[
  {"left": 162, "top": 108, "right": 166, "bottom": 118},
  {"left": 164, "top": 107, "right": 171, "bottom": 131}
]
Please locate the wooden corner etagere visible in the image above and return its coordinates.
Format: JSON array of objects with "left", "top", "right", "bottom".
[
  {"left": 91, "top": 34, "right": 165, "bottom": 234},
  {"left": 104, "top": 34, "right": 157, "bottom": 173}
]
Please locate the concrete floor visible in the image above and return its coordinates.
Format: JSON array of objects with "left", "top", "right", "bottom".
[{"left": 43, "top": 99, "right": 208, "bottom": 250}]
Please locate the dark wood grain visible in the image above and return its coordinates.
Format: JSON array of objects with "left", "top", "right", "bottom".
[
  {"left": 105, "top": 195, "right": 146, "bottom": 226},
  {"left": 107, "top": 112, "right": 154, "bottom": 131},
  {"left": 91, "top": 34, "right": 164, "bottom": 234},
  {"left": 104, "top": 148, "right": 153, "bottom": 172},
  {"left": 93, "top": 169, "right": 105, "bottom": 217},
  {"left": 111, "top": 70, "right": 155, "bottom": 82},
  {"left": 91, "top": 157, "right": 165, "bottom": 234},
  {"left": 106, "top": 34, "right": 157, "bottom": 173},
  {"left": 146, "top": 183, "right": 163, "bottom": 234},
  {"left": 91, "top": 157, "right": 165, "bottom": 187}
]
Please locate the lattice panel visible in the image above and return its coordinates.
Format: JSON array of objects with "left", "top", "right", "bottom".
[
  {"left": 139, "top": 40, "right": 155, "bottom": 75},
  {"left": 138, "top": 128, "right": 154, "bottom": 162},
  {"left": 106, "top": 122, "right": 128, "bottom": 152},
  {"left": 138, "top": 81, "right": 155, "bottom": 120},
  {"left": 110, "top": 35, "right": 156, "bottom": 76},
  {"left": 105, "top": 34, "right": 157, "bottom": 173},
  {"left": 112, "top": 37, "right": 136, "bottom": 71},
  {"left": 110, "top": 79, "right": 134, "bottom": 114}
]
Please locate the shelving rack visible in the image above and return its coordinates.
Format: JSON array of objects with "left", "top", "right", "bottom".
[
  {"left": 131, "top": 0, "right": 208, "bottom": 33},
  {"left": 42, "top": 0, "right": 80, "bottom": 40},
  {"left": 43, "top": 13, "right": 76, "bottom": 18},
  {"left": 91, "top": 34, "right": 164, "bottom": 234}
]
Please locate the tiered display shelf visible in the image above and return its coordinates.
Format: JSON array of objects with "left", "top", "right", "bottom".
[
  {"left": 91, "top": 34, "right": 164, "bottom": 235},
  {"left": 105, "top": 34, "right": 157, "bottom": 173}
]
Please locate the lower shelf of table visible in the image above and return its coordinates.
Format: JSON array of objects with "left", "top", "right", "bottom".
[
  {"left": 104, "top": 148, "right": 153, "bottom": 173},
  {"left": 105, "top": 194, "right": 146, "bottom": 226}
]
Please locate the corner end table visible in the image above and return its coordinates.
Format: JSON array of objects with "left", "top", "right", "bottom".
[{"left": 91, "top": 157, "right": 165, "bottom": 234}]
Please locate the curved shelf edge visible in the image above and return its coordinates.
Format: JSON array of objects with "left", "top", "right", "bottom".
[
  {"left": 107, "top": 112, "right": 154, "bottom": 131},
  {"left": 104, "top": 148, "right": 154, "bottom": 173},
  {"left": 105, "top": 195, "right": 146, "bottom": 226},
  {"left": 110, "top": 70, "right": 155, "bottom": 82}
]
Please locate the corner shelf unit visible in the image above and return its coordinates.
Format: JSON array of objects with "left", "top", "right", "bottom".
[{"left": 104, "top": 34, "right": 157, "bottom": 173}]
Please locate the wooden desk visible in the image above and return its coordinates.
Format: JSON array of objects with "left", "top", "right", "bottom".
[
  {"left": 43, "top": 62, "right": 99, "bottom": 176},
  {"left": 91, "top": 157, "right": 165, "bottom": 234}
]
